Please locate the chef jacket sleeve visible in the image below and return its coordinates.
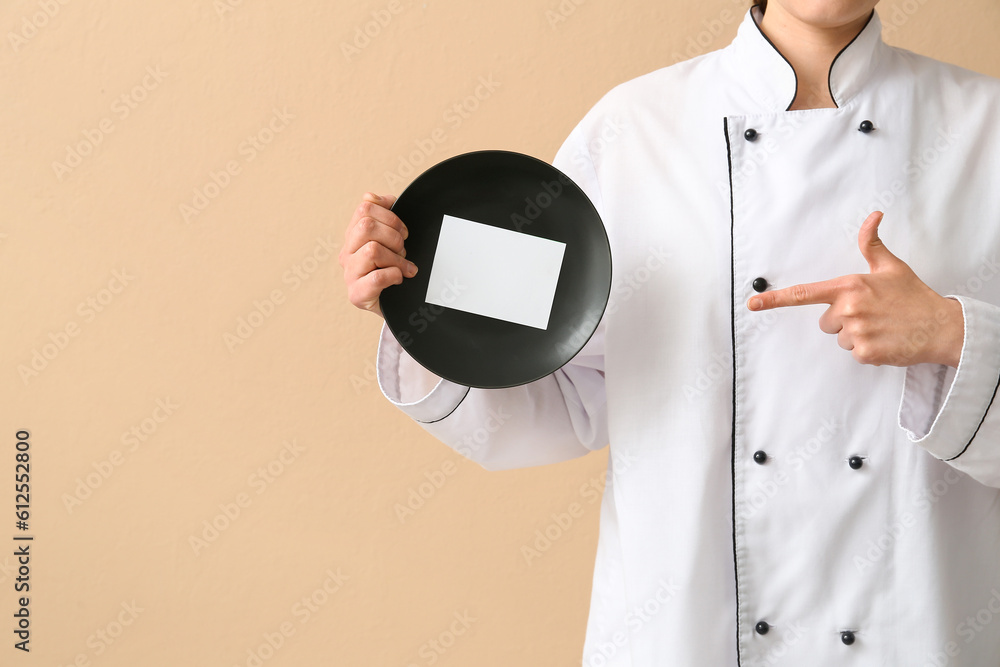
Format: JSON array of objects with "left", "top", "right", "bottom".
[
  {"left": 899, "top": 295, "right": 1000, "bottom": 487},
  {"left": 373, "top": 125, "right": 609, "bottom": 471}
]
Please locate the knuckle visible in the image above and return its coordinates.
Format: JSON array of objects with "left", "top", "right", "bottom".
[
  {"left": 364, "top": 240, "right": 380, "bottom": 259},
  {"left": 790, "top": 284, "right": 810, "bottom": 303},
  {"left": 373, "top": 268, "right": 400, "bottom": 290},
  {"left": 846, "top": 275, "right": 869, "bottom": 294},
  {"left": 852, "top": 344, "right": 876, "bottom": 365},
  {"left": 366, "top": 271, "right": 385, "bottom": 291}
]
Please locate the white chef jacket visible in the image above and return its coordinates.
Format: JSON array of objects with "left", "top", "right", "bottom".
[{"left": 375, "top": 7, "right": 1000, "bottom": 666}]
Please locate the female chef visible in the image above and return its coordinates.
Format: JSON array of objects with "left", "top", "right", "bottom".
[{"left": 340, "top": 1, "right": 1000, "bottom": 664}]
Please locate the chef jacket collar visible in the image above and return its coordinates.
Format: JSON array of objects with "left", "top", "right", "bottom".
[{"left": 729, "top": 5, "right": 886, "bottom": 112}]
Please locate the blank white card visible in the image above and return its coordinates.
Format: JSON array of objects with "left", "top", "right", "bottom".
[{"left": 424, "top": 214, "right": 567, "bottom": 330}]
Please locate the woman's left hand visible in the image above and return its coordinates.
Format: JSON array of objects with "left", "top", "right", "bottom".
[{"left": 747, "top": 211, "right": 964, "bottom": 368}]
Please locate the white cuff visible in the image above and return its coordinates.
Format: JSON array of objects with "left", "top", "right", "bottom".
[
  {"left": 376, "top": 322, "right": 470, "bottom": 424},
  {"left": 899, "top": 296, "right": 1000, "bottom": 460}
]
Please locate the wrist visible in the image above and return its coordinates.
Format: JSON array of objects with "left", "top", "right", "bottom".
[{"left": 928, "top": 297, "right": 964, "bottom": 368}]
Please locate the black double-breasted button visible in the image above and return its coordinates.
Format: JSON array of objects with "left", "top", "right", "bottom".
[
  {"left": 849, "top": 456, "right": 864, "bottom": 470},
  {"left": 858, "top": 120, "right": 875, "bottom": 133},
  {"left": 755, "top": 621, "right": 770, "bottom": 635},
  {"left": 753, "top": 450, "right": 768, "bottom": 465},
  {"left": 841, "top": 630, "right": 856, "bottom": 645},
  {"left": 744, "top": 128, "right": 759, "bottom": 142},
  {"left": 752, "top": 277, "right": 768, "bottom": 293}
]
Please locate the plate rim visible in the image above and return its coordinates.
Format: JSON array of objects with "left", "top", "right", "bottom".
[{"left": 381, "top": 149, "right": 613, "bottom": 389}]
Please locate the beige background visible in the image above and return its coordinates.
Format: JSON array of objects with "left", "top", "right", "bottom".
[{"left": 1, "top": 0, "right": 997, "bottom": 665}]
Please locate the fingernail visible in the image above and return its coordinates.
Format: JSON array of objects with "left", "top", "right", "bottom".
[
  {"left": 402, "top": 226, "right": 409, "bottom": 240},
  {"left": 366, "top": 192, "right": 381, "bottom": 202},
  {"left": 406, "top": 263, "right": 418, "bottom": 277},
  {"left": 749, "top": 298, "right": 761, "bottom": 311}
]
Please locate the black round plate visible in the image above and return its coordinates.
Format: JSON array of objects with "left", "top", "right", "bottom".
[{"left": 380, "top": 150, "right": 611, "bottom": 389}]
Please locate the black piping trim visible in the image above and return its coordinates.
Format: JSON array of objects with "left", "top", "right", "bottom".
[
  {"left": 945, "top": 368, "right": 1000, "bottom": 461},
  {"left": 723, "top": 116, "right": 743, "bottom": 667},
  {"left": 751, "top": 8, "right": 875, "bottom": 111},
  {"left": 826, "top": 10, "right": 876, "bottom": 108},
  {"left": 749, "top": 7, "right": 797, "bottom": 111},
  {"left": 416, "top": 385, "right": 471, "bottom": 424}
]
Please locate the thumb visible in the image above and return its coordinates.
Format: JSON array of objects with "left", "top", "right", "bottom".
[
  {"left": 363, "top": 192, "right": 398, "bottom": 208},
  {"left": 857, "top": 211, "right": 898, "bottom": 272}
]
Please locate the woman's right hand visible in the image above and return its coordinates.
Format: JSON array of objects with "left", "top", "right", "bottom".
[{"left": 339, "top": 192, "right": 419, "bottom": 319}]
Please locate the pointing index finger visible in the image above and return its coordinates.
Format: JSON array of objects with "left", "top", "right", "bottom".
[{"left": 748, "top": 279, "right": 841, "bottom": 311}]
